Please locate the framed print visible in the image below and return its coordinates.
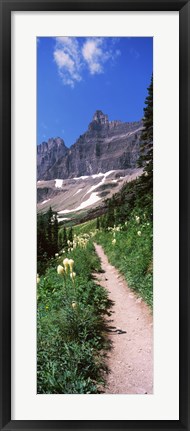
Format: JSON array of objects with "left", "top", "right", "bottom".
[{"left": 0, "top": 0, "right": 189, "bottom": 430}]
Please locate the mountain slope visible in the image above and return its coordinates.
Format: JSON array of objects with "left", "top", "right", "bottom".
[
  {"left": 37, "top": 168, "right": 143, "bottom": 222},
  {"left": 37, "top": 110, "right": 143, "bottom": 180}
]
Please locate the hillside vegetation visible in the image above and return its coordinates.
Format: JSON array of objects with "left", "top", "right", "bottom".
[
  {"left": 37, "top": 77, "right": 153, "bottom": 393},
  {"left": 37, "top": 240, "right": 112, "bottom": 393}
]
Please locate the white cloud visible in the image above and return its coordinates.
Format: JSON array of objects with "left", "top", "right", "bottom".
[
  {"left": 53, "top": 37, "right": 120, "bottom": 87},
  {"left": 82, "top": 38, "right": 104, "bottom": 75},
  {"left": 54, "top": 37, "right": 82, "bottom": 87},
  {"left": 82, "top": 38, "right": 120, "bottom": 75}
]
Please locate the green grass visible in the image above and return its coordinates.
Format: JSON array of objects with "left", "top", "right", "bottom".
[
  {"left": 74, "top": 219, "right": 97, "bottom": 235},
  {"left": 37, "top": 241, "right": 112, "bottom": 394},
  {"left": 95, "top": 211, "right": 153, "bottom": 307}
]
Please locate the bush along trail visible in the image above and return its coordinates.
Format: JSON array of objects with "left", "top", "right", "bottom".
[
  {"left": 37, "top": 239, "right": 113, "bottom": 394},
  {"left": 95, "top": 210, "right": 153, "bottom": 308}
]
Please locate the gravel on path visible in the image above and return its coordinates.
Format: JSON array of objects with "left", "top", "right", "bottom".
[{"left": 94, "top": 243, "right": 153, "bottom": 394}]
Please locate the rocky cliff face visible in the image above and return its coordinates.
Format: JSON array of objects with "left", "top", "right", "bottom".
[
  {"left": 37, "top": 111, "right": 143, "bottom": 180},
  {"left": 37, "top": 137, "right": 68, "bottom": 180}
]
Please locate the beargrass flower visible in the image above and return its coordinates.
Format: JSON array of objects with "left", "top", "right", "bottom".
[
  {"left": 72, "top": 301, "right": 77, "bottom": 309},
  {"left": 63, "top": 258, "right": 70, "bottom": 272},
  {"left": 137, "top": 231, "right": 142, "bottom": 236},
  {"left": 135, "top": 216, "right": 140, "bottom": 223},
  {"left": 70, "top": 271, "right": 76, "bottom": 281},
  {"left": 55, "top": 253, "right": 59, "bottom": 258},
  {"left": 57, "top": 265, "right": 64, "bottom": 275},
  {"left": 68, "top": 259, "right": 74, "bottom": 272}
]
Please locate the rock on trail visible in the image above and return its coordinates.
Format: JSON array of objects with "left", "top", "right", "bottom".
[{"left": 94, "top": 243, "right": 153, "bottom": 395}]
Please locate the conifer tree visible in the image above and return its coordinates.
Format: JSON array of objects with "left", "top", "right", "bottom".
[
  {"left": 68, "top": 227, "right": 73, "bottom": 243},
  {"left": 47, "top": 207, "right": 53, "bottom": 257},
  {"left": 106, "top": 200, "right": 115, "bottom": 228},
  {"left": 96, "top": 217, "right": 100, "bottom": 230},
  {"left": 37, "top": 213, "right": 47, "bottom": 259},
  {"left": 63, "top": 226, "right": 67, "bottom": 249},
  {"left": 137, "top": 75, "right": 153, "bottom": 215},
  {"left": 52, "top": 212, "right": 59, "bottom": 254}
]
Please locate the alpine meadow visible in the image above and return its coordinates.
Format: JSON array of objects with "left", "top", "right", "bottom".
[{"left": 37, "top": 37, "right": 153, "bottom": 394}]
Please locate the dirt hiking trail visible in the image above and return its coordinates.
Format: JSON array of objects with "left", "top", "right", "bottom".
[{"left": 94, "top": 243, "right": 153, "bottom": 394}]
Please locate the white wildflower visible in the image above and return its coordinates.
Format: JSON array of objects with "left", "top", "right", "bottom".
[{"left": 57, "top": 265, "right": 64, "bottom": 275}]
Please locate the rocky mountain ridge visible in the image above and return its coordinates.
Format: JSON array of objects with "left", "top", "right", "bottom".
[{"left": 37, "top": 110, "right": 143, "bottom": 181}]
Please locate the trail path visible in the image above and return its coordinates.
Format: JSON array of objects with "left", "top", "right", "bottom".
[{"left": 94, "top": 243, "right": 153, "bottom": 394}]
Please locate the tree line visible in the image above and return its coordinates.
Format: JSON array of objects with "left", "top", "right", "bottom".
[
  {"left": 96, "top": 75, "right": 153, "bottom": 229},
  {"left": 37, "top": 207, "right": 73, "bottom": 273}
]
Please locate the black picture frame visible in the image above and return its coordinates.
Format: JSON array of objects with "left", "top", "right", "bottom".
[{"left": 0, "top": 0, "right": 189, "bottom": 430}]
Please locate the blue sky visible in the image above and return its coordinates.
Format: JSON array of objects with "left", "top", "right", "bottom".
[{"left": 37, "top": 37, "right": 153, "bottom": 147}]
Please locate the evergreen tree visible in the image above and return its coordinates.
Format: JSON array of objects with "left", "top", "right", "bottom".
[
  {"left": 37, "top": 213, "right": 47, "bottom": 259},
  {"left": 138, "top": 75, "right": 153, "bottom": 166},
  {"left": 137, "top": 75, "right": 153, "bottom": 215},
  {"left": 96, "top": 217, "right": 100, "bottom": 230},
  {"left": 52, "top": 212, "right": 59, "bottom": 254},
  {"left": 68, "top": 227, "right": 73, "bottom": 243},
  {"left": 47, "top": 207, "right": 53, "bottom": 257},
  {"left": 63, "top": 227, "right": 67, "bottom": 249},
  {"left": 106, "top": 200, "right": 115, "bottom": 228},
  {"left": 100, "top": 214, "right": 107, "bottom": 231}
]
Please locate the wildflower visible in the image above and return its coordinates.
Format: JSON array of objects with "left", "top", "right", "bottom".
[
  {"left": 125, "top": 221, "right": 128, "bottom": 227},
  {"left": 37, "top": 274, "right": 40, "bottom": 284},
  {"left": 68, "top": 259, "right": 74, "bottom": 272},
  {"left": 70, "top": 271, "right": 76, "bottom": 281},
  {"left": 137, "top": 231, "right": 141, "bottom": 236},
  {"left": 71, "top": 301, "right": 77, "bottom": 309},
  {"left": 57, "top": 265, "right": 64, "bottom": 275},
  {"left": 55, "top": 253, "right": 59, "bottom": 258},
  {"left": 135, "top": 216, "right": 140, "bottom": 223},
  {"left": 62, "top": 250, "right": 65, "bottom": 254},
  {"left": 63, "top": 258, "right": 70, "bottom": 273},
  {"left": 112, "top": 238, "right": 116, "bottom": 245}
]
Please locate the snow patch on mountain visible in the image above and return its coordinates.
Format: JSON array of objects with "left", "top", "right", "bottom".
[
  {"left": 40, "top": 199, "right": 51, "bottom": 205},
  {"left": 58, "top": 192, "right": 101, "bottom": 214},
  {"left": 55, "top": 179, "right": 63, "bottom": 188},
  {"left": 73, "top": 188, "right": 83, "bottom": 196}
]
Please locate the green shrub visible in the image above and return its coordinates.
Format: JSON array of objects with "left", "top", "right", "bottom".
[
  {"left": 37, "top": 242, "right": 111, "bottom": 394},
  {"left": 95, "top": 209, "right": 153, "bottom": 307}
]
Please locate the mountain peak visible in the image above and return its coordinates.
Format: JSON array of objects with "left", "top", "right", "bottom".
[
  {"left": 37, "top": 114, "right": 143, "bottom": 180},
  {"left": 92, "top": 110, "right": 109, "bottom": 125}
]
